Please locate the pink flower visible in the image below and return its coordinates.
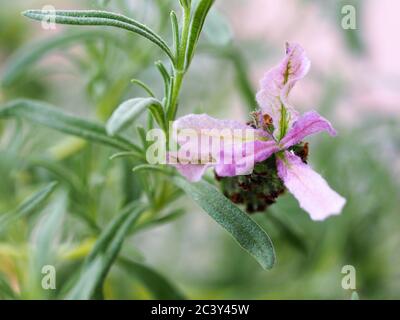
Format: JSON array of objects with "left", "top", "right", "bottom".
[{"left": 169, "top": 43, "right": 346, "bottom": 220}]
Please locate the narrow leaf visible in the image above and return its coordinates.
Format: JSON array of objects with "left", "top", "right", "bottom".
[
  {"left": 174, "top": 177, "right": 275, "bottom": 269},
  {"left": 1, "top": 31, "right": 119, "bottom": 86},
  {"left": 66, "top": 202, "right": 145, "bottom": 299},
  {"left": 0, "top": 182, "right": 58, "bottom": 234},
  {"left": 0, "top": 99, "right": 140, "bottom": 152},
  {"left": 185, "top": 0, "right": 215, "bottom": 68},
  {"left": 22, "top": 10, "right": 174, "bottom": 63},
  {"left": 106, "top": 98, "right": 164, "bottom": 136},
  {"left": 132, "top": 164, "right": 172, "bottom": 175},
  {"left": 118, "top": 258, "right": 185, "bottom": 300}
]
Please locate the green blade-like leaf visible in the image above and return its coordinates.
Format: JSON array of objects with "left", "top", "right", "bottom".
[
  {"left": 1, "top": 30, "right": 120, "bottom": 87},
  {"left": 0, "top": 181, "right": 58, "bottom": 234},
  {"left": 174, "top": 177, "right": 275, "bottom": 269},
  {"left": 118, "top": 258, "right": 185, "bottom": 300},
  {"left": 134, "top": 208, "right": 185, "bottom": 232},
  {"left": 106, "top": 98, "right": 164, "bottom": 136},
  {"left": 0, "top": 99, "right": 140, "bottom": 152},
  {"left": 22, "top": 10, "right": 174, "bottom": 63},
  {"left": 132, "top": 164, "right": 172, "bottom": 175},
  {"left": 66, "top": 202, "right": 145, "bottom": 299},
  {"left": 185, "top": 0, "right": 215, "bottom": 68}
]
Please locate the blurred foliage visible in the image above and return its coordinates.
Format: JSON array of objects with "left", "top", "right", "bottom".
[{"left": 0, "top": 0, "right": 399, "bottom": 300}]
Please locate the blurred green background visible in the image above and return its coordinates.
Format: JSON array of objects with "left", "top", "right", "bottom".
[{"left": 0, "top": 0, "right": 399, "bottom": 299}]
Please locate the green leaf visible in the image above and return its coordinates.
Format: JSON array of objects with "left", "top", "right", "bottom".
[
  {"left": 66, "top": 201, "right": 145, "bottom": 299},
  {"left": 22, "top": 10, "right": 174, "bottom": 63},
  {"left": 106, "top": 98, "right": 164, "bottom": 136},
  {"left": 31, "top": 191, "right": 67, "bottom": 278},
  {"left": 134, "top": 208, "right": 185, "bottom": 232},
  {"left": 179, "top": 0, "right": 191, "bottom": 10},
  {"left": 0, "top": 99, "right": 140, "bottom": 152},
  {"left": 132, "top": 164, "right": 172, "bottom": 175},
  {"left": 0, "top": 272, "right": 18, "bottom": 299},
  {"left": 118, "top": 258, "right": 185, "bottom": 299},
  {"left": 130, "top": 79, "right": 155, "bottom": 98},
  {"left": 0, "top": 182, "right": 58, "bottom": 235},
  {"left": 185, "top": 0, "right": 215, "bottom": 68},
  {"left": 1, "top": 30, "right": 119, "bottom": 87},
  {"left": 170, "top": 11, "right": 180, "bottom": 58},
  {"left": 174, "top": 177, "right": 275, "bottom": 269}
]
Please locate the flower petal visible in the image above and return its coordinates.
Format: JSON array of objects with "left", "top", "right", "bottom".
[
  {"left": 168, "top": 152, "right": 211, "bottom": 182},
  {"left": 216, "top": 140, "right": 280, "bottom": 177},
  {"left": 173, "top": 113, "right": 264, "bottom": 145},
  {"left": 280, "top": 111, "right": 337, "bottom": 148},
  {"left": 170, "top": 114, "right": 272, "bottom": 180},
  {"left": 277, "top": 152, "right": 346, "bottom": 221},
  {"left": 256, "top": 43, "right": 310, "bottom": 137}
]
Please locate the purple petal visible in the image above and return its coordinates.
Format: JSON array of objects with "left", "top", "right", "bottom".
[
  {"left": 256, "top": 43, "right": 310, "bottom": 136},
  {"left": 173, "top": 113, "right": 262, "bottom": 145},
  {"left": 277, "top": 152, "right": 346, "bottom": 221},
  {"left": 215, "top": 140, "right": 280, "bottom": 177},
  {"left": 280, "top": 111, "right": 337, "bottom": 148},
  {"left": 168, "top": 151, "right": 211, "bottom": 182},
  {"left": 170, "top": 114, "right": 273, "bottom": 181}
]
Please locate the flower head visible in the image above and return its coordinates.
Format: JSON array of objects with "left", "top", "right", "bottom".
[{"left": 169, "top": 43, "right": 346, "bottom": 220}]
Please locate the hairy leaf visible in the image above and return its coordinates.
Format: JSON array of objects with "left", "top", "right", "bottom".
[
  {"left": 174, "top": 177, "right": 275, "bottom": 269},
  {"left": 22, "top": 10, "right": 174, "bottom": 62},
  {"left": 185, "top": 0, "right": 215, "bottom": 68},
  {"left": 106, "top": 98, "right": 164, "bottom": 136}
]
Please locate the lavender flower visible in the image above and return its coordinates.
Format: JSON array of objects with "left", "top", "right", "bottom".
[{"left": 169, "top": 43, "right": 346, "bottom": 220}]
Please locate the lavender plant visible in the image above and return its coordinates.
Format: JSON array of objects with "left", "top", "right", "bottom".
[{"left": 0, "top": 0, "right": 350, "bottom": 299}]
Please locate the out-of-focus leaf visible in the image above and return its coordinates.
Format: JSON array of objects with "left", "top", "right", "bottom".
[
  {"left": 0, "top": 182, "right": 58, "bottom": 235},
  {"left": 174, "top": 177, "right": 275, "bottom": 269},
  {"left": 351, "top": 291, "right": 360, "bottom": 300},
  {"left": 66, "top": 201, "right": 145, "bottom": 299},
  {"left": 22, "top": 10, "right": 174, "bottom": 62},
  {"left": 185, "top": 0, "right": 215, "bottom": 68},
  {"left": 267, "top": 211, "right": 308, "bottom": 254},
  {"left": 118, "top": 258, "right": 185, "bottom": 299},
  {"left": 31, "top": 191, "right": 67, "bottom": 271},
  {"left": 0, "top": 99, "right": 140, "bottom": 152},
  {"left": 1, "top": 31, "right": 119, "bottom": 86},
  {"left": 134, "top": 208, "right": 185, "bottom": 232},
  {"left": 132, "top": 164, "right": 172, "bottom": 175},
  {"left": 203, "top": 9, "right": 233, "bottom": 46},
  {"left": 106, "top": 98, "right": 164, "bottom": 136}
]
